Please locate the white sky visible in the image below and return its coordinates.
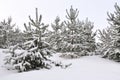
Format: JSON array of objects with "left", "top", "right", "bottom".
[{"left": 0, "top": 0, "right": 120, "bottom": 31}]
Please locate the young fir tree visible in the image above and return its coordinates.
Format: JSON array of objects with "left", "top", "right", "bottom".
[
  {"left": 98, "top": 27, "right": 112, "bottom": 55},
  {"left": 4, "top": 8, "right": 54, "bottom": 72},
  {"left": 60, "top": 6, "right": 96, "bottom": 56},
  {"left": 65, "top": 6, "right": 79, "bottom": 45},
  {"left": 80, "top": 18, "right": 96, "bottom": 53},
  {"left": 0, "top": 17, "right": 15, "bottom": 48},
  {"left": 99, "top": 3, "right": 120, "bottom": 61},
  {"left": 47, "top": 16, "right": 64, "bottom": 51}
]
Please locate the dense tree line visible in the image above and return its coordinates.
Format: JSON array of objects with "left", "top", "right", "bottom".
[{"left": 1, "top": 3, "right": 120, "bottom": 72}]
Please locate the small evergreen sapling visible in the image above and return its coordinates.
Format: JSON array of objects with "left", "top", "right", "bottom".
[
  {"left": 47, "top": 16, "right": 64, "bottom": 51},
  {"left": 4, "top": 8, "right": 54, "bottom": 72},
  {"left": 0, "top": 17, "right": 15, "bottom": 48}
]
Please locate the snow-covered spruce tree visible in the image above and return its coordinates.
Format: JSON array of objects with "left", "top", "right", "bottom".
[
  {"left": 60, "top": 6, "right": 96, "bottom": 57},
  {"left": 97, "top": 27, "right": 112, "bottom": 55},
  {"left": 0, "top": 17, "right": 16, "bottom": 48},
  {"left": 47, "top": 16, "right": 64, "bottom": 51},
  {"left": 99, "top": 3, "right": 120, "bottom": 61},
  {"left": 79, "top": 18, "right": 96, "bottom": 53},
  {"left": 4, "top": 8, "right": 55, "bottom": 72},
  {"left": 61, "top": 6, "right": 82, "bottom": 53}
]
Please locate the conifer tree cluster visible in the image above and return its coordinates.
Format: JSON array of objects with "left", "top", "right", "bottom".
[
  {"left": 48, "top": 6, "right": 96, "bottom": 58},
  {"left": 0, "top": 17, "right": 23, "bottom": 48},
  {"left": 4, "top": 3, "right": 120, "bottom": 72},
  {"left": 98, "top": 3, "right": 120, "bottom": 61},
  {"left": 3, "top": 6, "right": 97, "bottom": 72}
]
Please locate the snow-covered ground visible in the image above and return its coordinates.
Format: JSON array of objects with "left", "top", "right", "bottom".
[
  {"left": 0, "top": 49, "right": 120, "bottom": 80},
  {"left": 0, "top": 49, "right": 17, "bottom": 77}
]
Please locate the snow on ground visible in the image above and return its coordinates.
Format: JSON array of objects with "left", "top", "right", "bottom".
[
  {"left": 0, "top": 49, "right": 120, "bottom": 80},
  {"left": 0, "top": 49, "right": 17, "bottom": 77}
]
